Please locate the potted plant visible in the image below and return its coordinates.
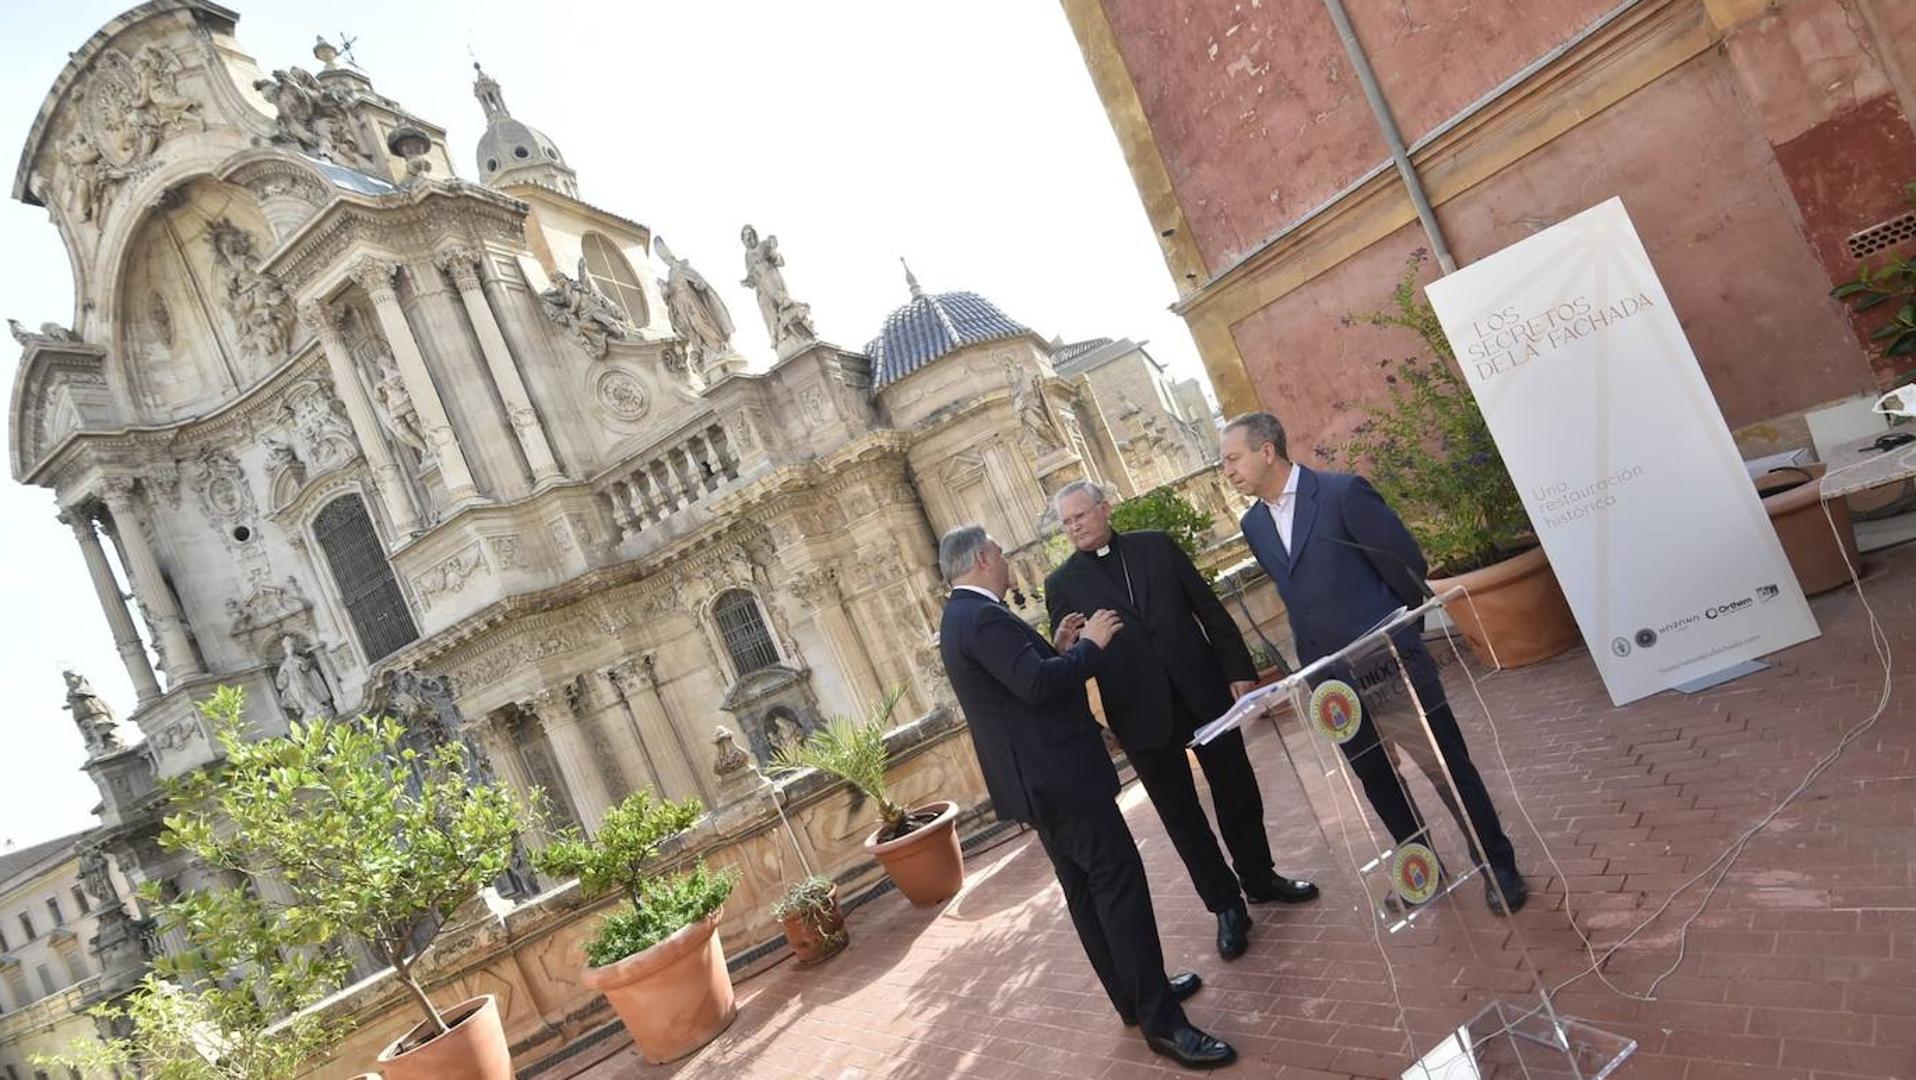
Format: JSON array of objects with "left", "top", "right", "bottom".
[
  {"left": 534, "top": 790, "right": 738, "bottom": 1065},
  {"left": 155, "top": 685, "right": 530, "bottom": 1080},
  {"left": 771, "top": 688, "right": 965, "bottom": 906},
  {"left": 770, "top": 875, "right": 849, "bottom": 965},
  {"left": 1328, "top": 250, "right": 1580, "bottom": 667}
]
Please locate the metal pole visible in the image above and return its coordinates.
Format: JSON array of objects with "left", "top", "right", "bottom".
[{"left": 1321, "top": 0, "right": 1458, "bottom": 274}]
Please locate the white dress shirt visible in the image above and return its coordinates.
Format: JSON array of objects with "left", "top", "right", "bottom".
[
  {"left": 953, "top": 584, "right": 1003, "bottom": 604},
  {"left": 1264, "top": 465, "right": 1302, "bottom": 552}
]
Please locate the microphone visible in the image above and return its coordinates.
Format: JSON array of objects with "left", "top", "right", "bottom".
[{"left": 1320, "top": 534, "right": 1437, "bottom": 602}]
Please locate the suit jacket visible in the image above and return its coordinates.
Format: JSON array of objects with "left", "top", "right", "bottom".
[
  {"left": 1043, "top": 530, "right": 1257, "bottom": 750},
  {"left": 1240, "top": 467, "right": 1433, "bottom": 671},
  {"left": 940, "top": 587, "right": 1120, "bottom": 824}
]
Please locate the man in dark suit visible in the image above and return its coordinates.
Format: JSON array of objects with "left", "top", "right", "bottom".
[
  {"left": 1044, "top": 481, "right": 1318, "bottom": 961},
  {"left": 938, "top": 524, "right": 1235, "bottom": 1069},
  {"left": 1220, "top": 412, "right": 1528, "bottom": 914}
]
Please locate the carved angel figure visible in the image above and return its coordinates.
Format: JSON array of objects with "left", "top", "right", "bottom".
[{"left": 539, "top": 260, "right": 630, "bottom": 359}]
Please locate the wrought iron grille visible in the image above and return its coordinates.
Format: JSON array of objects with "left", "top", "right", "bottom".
[
  {"left": 314, "top": 495, "right": 418, "bottom": 661},
  {"left": 714, "top": 589, "right": 781, "bottom": 676}
]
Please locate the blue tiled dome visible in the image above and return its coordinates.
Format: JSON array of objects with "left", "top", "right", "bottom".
[{"left": 867, "top": 270, "right": 1031, "bottom": 388}]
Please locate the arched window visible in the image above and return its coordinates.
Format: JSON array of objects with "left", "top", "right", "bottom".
[
  {"left": 580, "top": 233, "right": 648, "bottom": 325},
  {"left": 713, "top": 589, "right": 780, "bottom": 676},
  {"left": 314, "top": 495, "right": 418, "bottom": 661}
]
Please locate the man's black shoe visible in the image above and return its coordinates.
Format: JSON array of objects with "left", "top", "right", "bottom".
[
  {"left": 1486, "top": 866, "right": 1528, "bottom": 915},
  {"left": 1244, "top": 874, "right": 1320, "bottom": 905},
  {"left": 1216, "top": 903, "right": 1250, "bottom": 960},
  {"left": 1145, "top": 1024, "right": 1238, "bottom": 1069},
  {"left": 1120, "top": 971, "right": 1204, "bottom": 1025}
]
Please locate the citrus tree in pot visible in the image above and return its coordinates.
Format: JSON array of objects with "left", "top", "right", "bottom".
[
  {"left": 156, "top": 685, "right": 531, "bottom": 1080},
  {"left": 1326, "top": 250, "right": 1580, "bottom": 667},
  {"left": 534, "top": 790, "right": 739, "bottom": 1065},
  {"left": 770, "top": 688, "right": 965, "bottom": 906},
  {"left": 770, "top": 874, "right": 848, "bottom": 965}
]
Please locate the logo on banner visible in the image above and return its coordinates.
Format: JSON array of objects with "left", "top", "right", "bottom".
[
  {"left": 1391, "top": 842, "right": 1441, "bottom": 906},
  {"left": 1757, "top": 584, "right": 1780, "bottom": 602},
  {"left": 1634, "top": 628, "right": 1658, "bottom": 649},
  {"left": 1309, "top": 680, "right": 1362, "bottom": 744},
  {"left": 1610, "top": 637, "right": 1631, "bottom": 658}
]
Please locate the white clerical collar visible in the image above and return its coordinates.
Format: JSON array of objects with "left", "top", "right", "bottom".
[{"left": 953, "top": 584, "right": 1002, "bottom": 604}]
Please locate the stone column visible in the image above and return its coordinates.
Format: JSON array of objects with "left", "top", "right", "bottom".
[
  {"left": 298, "top": 300, "right": 421, "bottom": 535},
  {"left": 352, "top": 258, "right": 481, "bottom": 504},
  {"left": 99, "top": 479, "right": 201, "bottom": 683},
  {"left": 438, "top": 246, "right": 565, "bottom": 485},
  {"left": 522, "top": 688, "right": 617, "bottom": 834},
  {"left": 596, "top": 666, "right": 669, "bottom": 798},
  {"left": 473, "top": 715, "right": 550, "bottom": 851},
  {"left": 608, "top": 656, "right": 714, "bottom": 806},
  {"left": 793, "top": 566, "right": 880, "bottom": 718},
  {"left": 61, "top": 507, "right": 162, "bottom": 703}
]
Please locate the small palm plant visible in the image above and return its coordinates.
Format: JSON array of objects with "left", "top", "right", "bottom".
[{"left": 769, "top": 688, "right": 915, "bottom": 840}]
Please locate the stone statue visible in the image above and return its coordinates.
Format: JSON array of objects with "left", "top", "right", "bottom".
[
  {"left": 539, "top": 259, "right": 630, "bottom": 359},
  {"left": 272, "top": 633, "right": 336, "bottom": 722},
  {"left": 207, "top": 220, "right": 293, "bottom": 361},
  {"left": 655, "top": 236, "right": 737, "bottom": 376},
  {"left": 253, "top": 67, "right": 367, "bottom": 166},
  {"left": 9, "top": 319, "right": 77, "bottom": 346},
  {"left": 740, "top": 224, "right": 816, "bottom": 355},
  {"left": 769, "top": 711, "right": 804, "bottom": 755},
  {"left": 124, "top": 44, "right": 204, "bottom": 158},
  {"left": 63, "top": 669, "right": 123, "bottom": 755},
  {"left": 712, "top": 725, "right": 749, "bottom": 777},
  {"left": 78, "top": 848, "right": 120, "bottom": 910},
  {"left": 367, "top": 347, "right": 430, "bottom": 462},
  {"left": 1008, "top": 363, "right": 1062, "bottom": 455},
  {"left": 264, "top": 435, "right": 306, "bottom": 487},
  {"left": 56, "top": 130, "right": 123, "bottom": 224}
]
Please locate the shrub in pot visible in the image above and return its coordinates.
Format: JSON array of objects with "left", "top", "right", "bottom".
[
  {"left": 771, "top": 875, "right": 849, "bottom": 965},
  {"left": 1327, "top": 250, "right": 1581, "bottom": 668},
  {"left": 150, "top": 685, "right": 531, "bottom": 1080},
  {"left": 535, "top": 790, "right": 739, "bottom": 1064},
  {"left": 771, "top": 688, "right": 966, "bottom": 905},
  {"left": 35, "top": 970, "right": 341, "bottom": 1080}
]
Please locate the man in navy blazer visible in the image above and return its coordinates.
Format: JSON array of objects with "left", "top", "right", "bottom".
[
  {"left": 938, "top": 524, "right": 1235, "bottom": 1069},
  {"left": 1220, "top": 412, "right": 1528, "bottom": 914}
]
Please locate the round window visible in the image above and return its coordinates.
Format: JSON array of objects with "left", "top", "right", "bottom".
[{"left": 514, "top": 146, "right": 529, "bottom": 159}]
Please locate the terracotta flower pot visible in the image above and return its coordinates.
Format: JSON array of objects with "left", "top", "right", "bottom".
[
  {"left": 1756, "top": 465, "right": 1859, "bottom": 596},
  {"left": 864, "top": 800, "right": 964, "bottom": 906},
  {"left": 779, "top": 885, "right": 849, "bottom": 965},
  {"left": 376, "top": 994, "right": 512, "bottom": 1080},
  {"left": 1428, "top": 545, "right": 1581, "bottom": 669},
  {"left": 582, "top": 908, "right": 737, "bottom": 1065}
]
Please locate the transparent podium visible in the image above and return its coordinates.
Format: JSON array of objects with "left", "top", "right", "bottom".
[{"left": 1196, "top": 589, "right": 1635, "bottom": 1080}]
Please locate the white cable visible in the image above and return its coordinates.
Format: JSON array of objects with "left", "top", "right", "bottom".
[{"left": 1445, "top": 478, "right": 1893, "bottom": 1008}]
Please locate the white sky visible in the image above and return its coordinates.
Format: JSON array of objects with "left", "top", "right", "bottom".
[{"left": 0, "top": 1, "right": 1211, "bottom": 849}]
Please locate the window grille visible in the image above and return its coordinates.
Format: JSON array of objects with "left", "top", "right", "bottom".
[
  {"left": 714, "top": 590, "right": 781, "bottom": 676},
  {"left": 314, "top": 496, "right": 418, "bottom": 661}
]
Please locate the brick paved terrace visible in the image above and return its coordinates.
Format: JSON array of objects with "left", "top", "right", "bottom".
[{"left": 560, "top": 545, "right": 1916, "bottom": 1080}]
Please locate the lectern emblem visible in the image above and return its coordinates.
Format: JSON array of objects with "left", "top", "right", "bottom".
[
  {"left": 1309, "top": 680, "right": 1362, "bottom": 744},
  {"left": 1391, "top": 842, "right": 1441, "bottom": 906}
]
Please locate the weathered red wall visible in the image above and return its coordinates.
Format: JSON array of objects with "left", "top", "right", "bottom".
[
  {"left": 1101, "top": 0, "right": 1619, "bottom": 272},
  {"left": 1229, "top": 45, "right": 1876, "bottom": 461}
]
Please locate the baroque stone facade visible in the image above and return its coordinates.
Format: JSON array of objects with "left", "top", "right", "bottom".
[{"left": 3, "top": 2, "right": 1195, "bottom": 1050}]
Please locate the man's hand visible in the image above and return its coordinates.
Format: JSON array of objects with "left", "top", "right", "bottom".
[
  {"left": 1053, "top": 612, "right": 1087, "bottom": 651},
  {"left": 1081, "top": 609, "right": 1124, "bottom": 649},
  {"left": 1229, "top": 680, "right": 1257, "bottom": 701}
]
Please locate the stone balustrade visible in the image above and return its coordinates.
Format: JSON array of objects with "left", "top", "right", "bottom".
[{"left": 596, "top": 419, "right": 744, "bottom": 542}]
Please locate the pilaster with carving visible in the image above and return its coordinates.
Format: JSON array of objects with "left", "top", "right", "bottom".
[{"left": 352, "top": 258, "right": 480, "bottom": 503}]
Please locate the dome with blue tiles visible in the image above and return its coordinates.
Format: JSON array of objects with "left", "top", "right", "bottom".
[{"left": 867, "top": 262, "right": 1032, "bottom": 388}]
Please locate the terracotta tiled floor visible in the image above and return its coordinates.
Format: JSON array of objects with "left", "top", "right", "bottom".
[{"left": 570, "top": 547, "right": 1916, "bottom": 1079}]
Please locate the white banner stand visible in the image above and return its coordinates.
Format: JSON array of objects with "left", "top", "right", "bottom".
[{"left": 1197, "top": 589, "right": 1635, "bottom": 1080}]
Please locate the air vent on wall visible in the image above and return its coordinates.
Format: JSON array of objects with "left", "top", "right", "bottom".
[{"left": 1846, "top": 210, "right": 1916, "bottom": 260}]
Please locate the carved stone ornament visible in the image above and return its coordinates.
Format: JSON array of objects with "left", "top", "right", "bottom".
[
  {"left": 712, "top": 726, "right": 749, "bottom": 776},
  {"left": 251, "top": 66, "right": 373, "bottom": 167},
  {"left": 206, "top": 219, "right": 294, "bottom": 361},
  {"left": 593, "top": 367, "right": 650, "bottom": 422},
  {"left": 740, "top": 224, "right": 816, "bottom": 355},
  {"left": 414, "top": 542, "right": 487, "bottom": 609},
  {"left": 225, "top": 572, "right": 314, "bottom": 639},
  {"left": 85, "top": 45, "right": 204, "bottom": 168},
  {"left": 280, "top": 378, "right": 356, "bottom": 470},
  {"left": 190, "top": 445, "right": 257, "bottom": 524},
  {"left": 1008, "top": 363, "right": 1062, "bottom": 455},
  {"left": 540, "top": 259, "right": 631, "bottom": 359}
]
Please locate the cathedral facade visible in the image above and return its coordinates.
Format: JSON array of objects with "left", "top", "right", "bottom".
[{"left": 4, "top": 0, "right": 1211, "bottom": 1046}]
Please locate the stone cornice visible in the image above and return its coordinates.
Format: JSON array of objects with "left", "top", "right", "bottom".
[{"left": 268, "top": 181, "right": 530, "bottom": 297}]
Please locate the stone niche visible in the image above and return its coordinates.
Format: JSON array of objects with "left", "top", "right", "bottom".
[{"left": 717, "top": 664, "right": 819, "bottom": 765}]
